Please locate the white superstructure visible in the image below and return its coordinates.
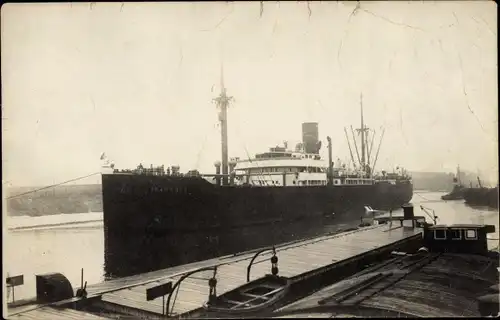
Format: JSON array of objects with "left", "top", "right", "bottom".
[{"left": 227, "top": 145, "right": 373, "bottom": 187}]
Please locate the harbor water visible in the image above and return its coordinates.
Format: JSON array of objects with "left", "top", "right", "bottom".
[{"left": 4, "top": 191, "right": 499, "bottom": 302}]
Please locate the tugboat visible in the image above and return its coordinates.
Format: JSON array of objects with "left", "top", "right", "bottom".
[
  {"left": 189, "top": 205, "right": 499, "bottom": 318},
  {"left": 441, "top": 165, "right": 466, "bottom": 201}
]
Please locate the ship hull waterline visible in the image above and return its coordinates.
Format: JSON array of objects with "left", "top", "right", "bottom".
[{"left": 101, "top": 174, "right": 413, "bottom": 277}]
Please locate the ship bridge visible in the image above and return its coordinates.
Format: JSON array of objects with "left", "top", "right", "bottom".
[
  {"left": 231, "top": 147, "right": 370, "bottom": 187},
  {"left": 229, "top": 144, "right": 328, "bottom": 186}
]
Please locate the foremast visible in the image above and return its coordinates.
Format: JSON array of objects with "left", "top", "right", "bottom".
[{"left": 213, "top": 64, "right": 233, "bottom": 186}]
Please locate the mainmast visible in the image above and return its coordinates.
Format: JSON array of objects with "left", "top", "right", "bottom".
[
  {"left": 355, "top": 93, "right": 369, "bottom": 172},
  {"left": 213, "top": 64, "right": 233, "bottom": 186},
  {"left": 344, "top": 93, "right": 386, "bottom": 177}
]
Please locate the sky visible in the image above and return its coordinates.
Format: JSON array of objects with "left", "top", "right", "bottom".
[{"left": 1, "top": 1, "right": 498, "bottom": 187}]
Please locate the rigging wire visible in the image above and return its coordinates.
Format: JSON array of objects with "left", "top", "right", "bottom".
[
  {"left": 230, "top": 101, "right": 272, "bottom": 186},
  {"left": 234, "top": 121, "right": 271, "bottom": 186},
  {"left": 6, "top": 172, "right": 102, "bottom": 200},
  {"left": 193, "top": 120, "right": 220, "bottom": 171}
]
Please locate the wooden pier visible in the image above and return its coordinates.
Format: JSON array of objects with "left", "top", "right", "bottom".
[
  {"left": 6, "top": 306, "right": 108, "bottom": 320},
  {"left": 7, "top": 223, "right": 423, "bottom": 319}
]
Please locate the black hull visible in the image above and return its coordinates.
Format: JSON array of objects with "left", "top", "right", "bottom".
[
  {"left": 101, "top": 174, "right": 413, "bottom": 277},
  {"left": 463, "top": 187, "right": 499, "bottom": 209}
]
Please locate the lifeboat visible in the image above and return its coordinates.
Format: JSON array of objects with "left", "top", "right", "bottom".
[{"left": 203, "top": 274, "right": 290, "bottom": 315}]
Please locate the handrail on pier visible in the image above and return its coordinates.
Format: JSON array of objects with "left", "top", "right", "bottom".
[{"left": 166, "top": 266, "right": 218, "bottom": 317}]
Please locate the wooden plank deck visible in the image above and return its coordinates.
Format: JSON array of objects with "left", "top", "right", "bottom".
[
  {"left": 279, "top": 252, "right": 499, "bottom": 318},
  {"left": 96, "top": 225, "right": 422, "bottom": 317},
  {"left": 80, "top": 225, "right": 376, "bottom": 298}
]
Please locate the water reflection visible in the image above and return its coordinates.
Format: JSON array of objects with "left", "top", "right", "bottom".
[
  {"left": 104, "top": 217, "right": 362, "bottom": 278},
  {"left": 105, "top": 192, "right": 499, "bottom": 277}
]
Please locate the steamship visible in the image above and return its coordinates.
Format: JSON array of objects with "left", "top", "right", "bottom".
[
  {"left": 463, "top": 177, "right": 499, "bottom": 209},
  {"left": 100, "top": 74, "right": 413, "bottom": 276}
]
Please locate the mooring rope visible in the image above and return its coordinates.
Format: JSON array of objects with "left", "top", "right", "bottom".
[
  {"left": 413, "top": 192, "right": 432, "bottom": 201},
  {"left": 6, "top": 172, "right": 102, "bottom": 200}
]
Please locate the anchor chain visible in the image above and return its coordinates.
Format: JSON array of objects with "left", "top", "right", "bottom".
[
  {"left": 247, "top": 245, "right": 280, "bottom": 282},
  {"left": 271, "top": 246, "right": 279, "bottom": 276}
]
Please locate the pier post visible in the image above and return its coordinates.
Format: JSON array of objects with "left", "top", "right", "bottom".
[{"left": 282, "top": 172, "right": 287, "bottom": 186}]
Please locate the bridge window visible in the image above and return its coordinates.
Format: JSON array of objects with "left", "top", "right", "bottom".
[
  {"left": 450, "top": 229, "right": 462, "bottom": 240},
  {"left": 465, "top": 229, "right": 477, "bottom": 240},
  {"left": 434, "top": 229, "right": 447, "bottom": 240}
]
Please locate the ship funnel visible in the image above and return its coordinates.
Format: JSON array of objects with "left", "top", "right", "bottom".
[{"left": 302, "top": 122, "right": 320, "bottom": 154}]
